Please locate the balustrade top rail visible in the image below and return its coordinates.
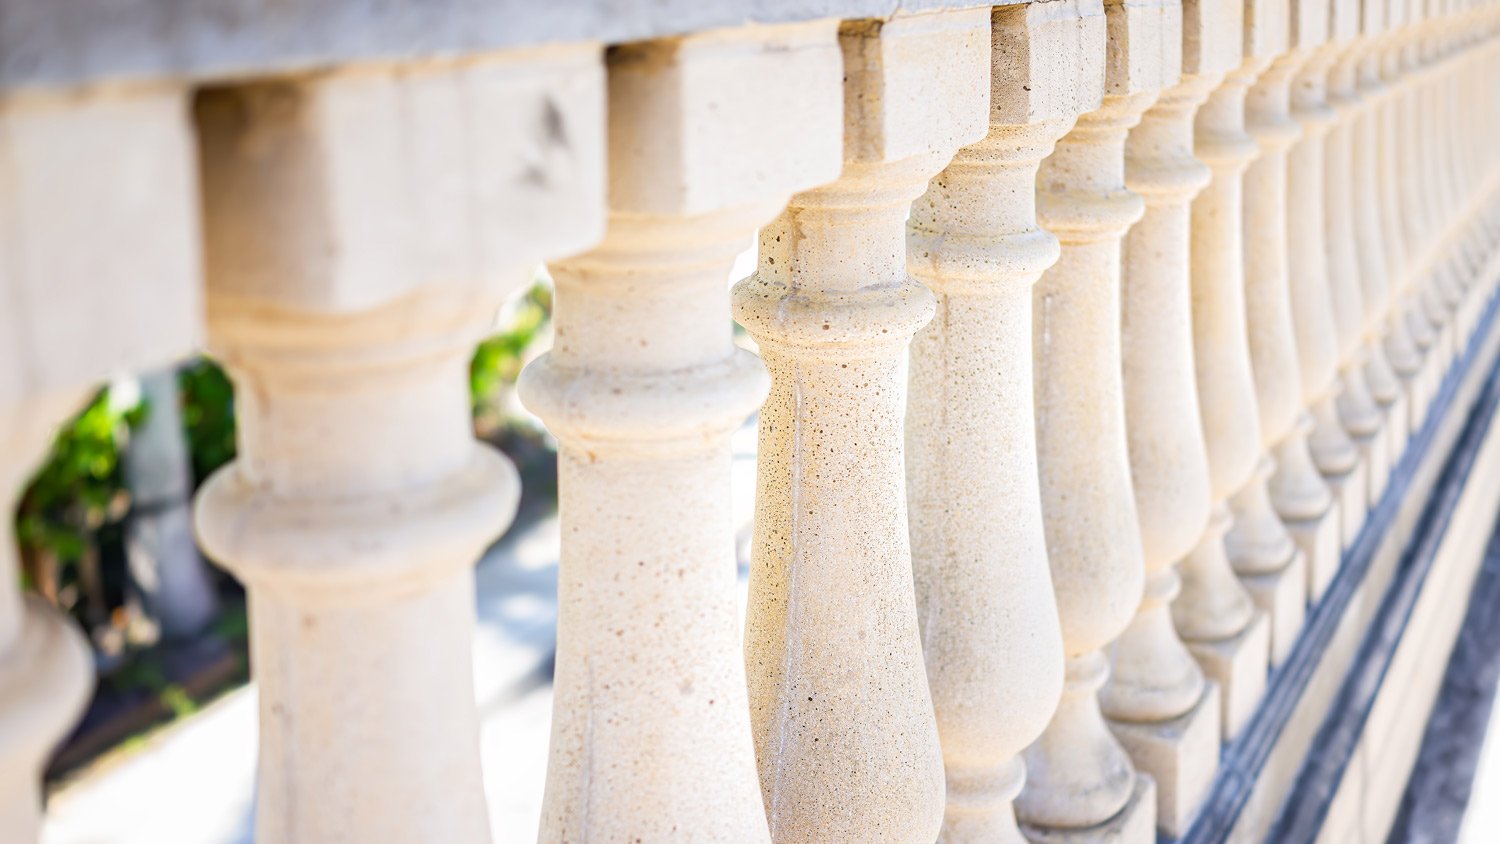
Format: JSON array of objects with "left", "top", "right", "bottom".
[{"left": 0, "top": 0, "right": 1026, "bottom": 93}]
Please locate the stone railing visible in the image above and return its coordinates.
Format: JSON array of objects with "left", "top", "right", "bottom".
[{"left": 3, "top": 0, "right": 1499, "bottom": 841}]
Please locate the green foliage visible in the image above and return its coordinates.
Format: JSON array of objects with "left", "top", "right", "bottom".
[
  {"left": 471, "top": 280, "right": 552, "bottom": 435},
  {"left": 178, "top": 358, "right": 238, "bottom": 485},
  {"left": 16, "top": 389, "right": 136, "bottom": 571}
]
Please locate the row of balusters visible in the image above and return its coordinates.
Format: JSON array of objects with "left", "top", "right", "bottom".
[{"left": 1, "top": 0, "right": 1498, "bottom": 842}]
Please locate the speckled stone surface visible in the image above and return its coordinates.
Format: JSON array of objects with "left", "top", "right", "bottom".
[
  {"left": 734, "top": 10, "right": 991, "bottom": 841},
  {"left": 904, "top": 3, "right": 1103, "bottom": 839},
  {"left": 523, "top": 21, "right": 844, "bottom": 843}
]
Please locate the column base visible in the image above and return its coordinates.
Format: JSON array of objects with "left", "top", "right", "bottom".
[
  {"left": 1021, "top": 775, "right": 1157, "bottom": 844},
  {"left": 1385, "top": 392, "right": 1412, "bottom": 473},
  {"left": 1240, "top": 551, "right": 1307, "bottom": 666},
  {"left": 1406, "top": 366, "right": 1433, "bottom": 443},
  {"left": 1108, "top": 684, "right": 1220, "bottom": 838},
  {"left": 1185, "top": 610, "right": 1271, "bottom": 740},
  {"left": 1358, "top": 430, "right": 1390, "bottom": 513},
  {"left": 1326, "top": 459, "right": 1370, "bottom": 552},
  {"left": 1285, "top": 503, "right": 1341, "bottom": 605}
]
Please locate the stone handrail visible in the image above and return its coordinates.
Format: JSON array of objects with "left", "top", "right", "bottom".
[{"left": 2, "top": 0, "right": 1498, "bottom": 841}]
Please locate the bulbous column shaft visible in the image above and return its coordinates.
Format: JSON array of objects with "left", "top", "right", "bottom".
[
  {"left": 1175, "top": 52, "right": 1274, "bottom": 737},
  {"left": 1245, "top": 2, "right": 1341, "bottom": 617},
  {"left": 1019, "top": 0, "right": 1174, "bottom": 828},
  {"left": 1325, "top": 39, "right": 1392, "bottom": 514},
  {"left": 1107, "top": 61, "right": 1225, "bottom": 835},
  {"left": 904, "top": 6, "right": 1099, "bottom": 840},
  {"left": 192, "top": 49, "right": 607, "bottom": 844},
  {"left": 0, "top": 86, "right": 199, "bottom": 843},
  {"left": 1287, "top": 41, "right": 1367, "bottom": 575},
  {"left": 736, "top": 11, "right": 991, "bottom": 842},
  {"left": 528, "top": 24, "right": 849, "bottom": 842}
]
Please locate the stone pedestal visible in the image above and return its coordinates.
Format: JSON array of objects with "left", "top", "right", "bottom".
[{"left": 1108, "top": 684, "right": 1221, "bottom": 837}]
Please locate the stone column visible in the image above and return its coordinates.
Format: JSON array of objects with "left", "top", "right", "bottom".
[
  {"left": 1395, "top": 0, "right": 1448, "bottom": 432},
  {"left": 1173, "top": 2, "right": 1274, "bottom": 738},
  {"left": 192, "top": 48, "right": 605, "bottom": 844},
  {"left": 0, "top": 86, "right": 200, "bottom": 841},
  {"left": 1287, "top": 1, "right": 1371, "bottom": 557},
  {"left": 904, "top": 3, "right": 1098, "bottom": 840},
  {"left": 736, "top": 10, "right": 991, "bottom": 842},
  {"left": 1372, "top": 0, "right": 1426, "bottom": 450},
  {"left": 525, "top": 23, "right": 843, "bottom": 843},
  {"left": 1188, "top": 0, "right": 1308, "bottom": 674},
  {"left": 1385, "top": 0, "right": 1439, "bottom": 435},
  {"left": 1102, "top": 0, "right": 1228, "bottom": 831},
  {"left": 1014, "top": 0, "right": 1169, "bottom": 838},
  {"left": 1344, "top": 0, "right": 1414, "bottom": 482},
  {"left": 123, "top": 367, "right": 220, "bottom": 641},
  {"left": 1324, "top": 2, "right": 1393, "bottom": 522},
  {"left": 1415, "top": 3, "right": 1463, "bottom": 380},
  {"left": 1246, "top": 0, "right": 1340, "bottom": 624}
]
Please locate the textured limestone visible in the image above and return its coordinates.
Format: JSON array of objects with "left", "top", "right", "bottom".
[
  {"left": 1244, "top": 0, "right": 1336, "bottom": 624},
  {"left": 905, "top": 3, "right": 1101, "bottom": 840},
  {"left": 735, "top": 10, "right": 991, "bottom": 842},
  {"left": 1102, "top": 0, "right": 1230, "bottom": 829},
  {"left": 1017, "top": 0, "right": 1171, "bottom": 837},
  {"left": 0, "top": 85, "right": 200, "bottom": 842},
  {"left": 524, "top": 22, "right": 845, "bottom": 843},
  {"left": 1286, "top": 0, "right": 1369, "bottom": 559},
  {"left": 193, "top": 46, "right": 606, "bottom": 844}
]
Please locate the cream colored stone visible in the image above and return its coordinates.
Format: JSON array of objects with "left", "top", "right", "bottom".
[
  {"left": 1020, "top": 775, "right": 1159, "bottom": 844},
  {"left": 905, "top": 3, "right": 1102, "bottom": 840},
  {"left": 1245, "top": 0, "right": 1342, "bottom": 613},
  {"left": 193, "top": 47, "right": 606, "bottom": 844},
  {"left": 1286, "top": 0, "right": 1369, "bottom": 558},
  {"left": 736, "top": 10, "right": 991, "bottom": 842},
  {"left": 0, "top": 85, "right": 200, "bottom": 843},
  {"left": 1018, "top": 0, "right": 1172, "bottom": 836},
  {"left": 525, "top": 23, "right": 844, "bottom": 843},
  {"left": 1103, "top": 0, "right": 1230, "bottom": 828},
  {"left": 1107, "top": 684, "right": 1221, "bottom": 837}
]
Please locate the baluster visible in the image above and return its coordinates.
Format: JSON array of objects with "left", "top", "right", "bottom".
[
  {"left": 735, "top": 10, "right": 991, "bottom": 842},
  {"left": 192, "top": 50, "right": 605, "bottom": 843},
  {"left": 1286, "top": 27, "right": 1365, "bottom": 597},
  {"left": 904, "top": 2, "right": 1100, "bottom": 839},
  {"left": 1384, "top": 0, "right": 1437, "bottom": 437},
  {"left": 1014, "top": 0, "right": 1170, "bottom": 838},
  {"left": 1418, "top": 1, "right": 1464, "bottom": 377},
  {"left": 524, "top": 23, "right": 844, "bottom": 842},
  {"left": 1346, "top": 0, "right": 1413, "bottom": 482},
  {"left": 1323, "top": 1, "right": 1392, "bottom": 522},
  {"left": 1246, "top": 0, "right": 1340, "bottom": 628},
  {"left": 0, "top": 87, "right": 200, "bottom": 841},
  {"left": 1103, "top": 0, "right": 1230, "bottom": 830}
]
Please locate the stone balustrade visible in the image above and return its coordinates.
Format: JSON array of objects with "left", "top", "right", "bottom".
[{"left": 3, "top": 0, "right": 1500, "bottom": 841}]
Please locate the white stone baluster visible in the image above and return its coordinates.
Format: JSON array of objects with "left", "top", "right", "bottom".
[
  {"left": 1173, "top": 0, "right": 1274, "bottom": 738},
  {"left": 192, "top": 50, "right": 605, "bottom": 844},
  {"left": 1015, "top": 0, "right": 1167, "bottom": 837},
  {"left": 1286, "top": 24, "right": 1365, "bottom": 595},
  {"left": 1345, "top": 0, "right": 1413, "bottom": 481},
  {"left": 1323, "top": 0, "right": 1391, "bottom": 517},
  {"left": 0, "top": 87, "right": 200, "bottom": 841},
  {"left": 1246, "top": 0, "right": 1340, "bottom": 624},
  {"left": 905, "top": 3, "right": 1098, "bottom": 839},
  {"left": 525, "top": 24, "right": 844, "bottom": 843},
  {"left": 1372, "top": 0, "right": 1426, "bottom": 451},
  {"left": 1384, "top": 0, "right": 1439, "bottom": 436},
  {"left": 1104, "top": 0, "right": 1229, "bottom": 830},
  {"left": 735, "top": 11, "right": 991, "bottom": 842}
]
